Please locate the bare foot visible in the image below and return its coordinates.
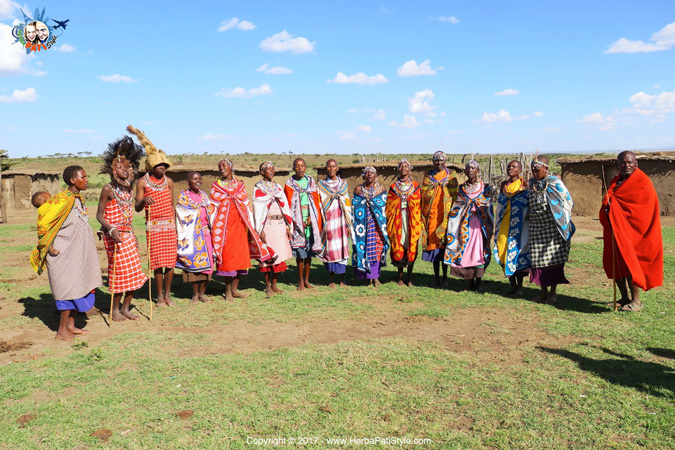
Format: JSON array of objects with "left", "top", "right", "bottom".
[
  {"left": 606, "top": 297, "right": 630, "bottom": 308},
  {"left": 232, "top": 290, "right": 247, "bottom": 299},
  {"left": 514, "top": 287, "right": 524, "bottom": 298},
  {"left": 121, "top": 310, "right": 139, "bottom": 320},
  {"left": 397, "top": 280, "right": 405, "bottom": 287},
  {"left": 545, "top": 294, "right": 557, "bottom": 305},
  {"left": 190, "top": 295, "right": 200, "bottom": 304},
  {"left": 530, "top": 293, "right": 547, "bottom": 303},
  {"left": 112, "top": 309, "right": 128, "bottom": 322},
  {"left": 199, "top": 295, "right": 212, "bottom": 303},
  {"left": 407, "top": 281, "right": 414, "bottom": 287},
  {"left": 305, "top": 282, "right": 314, "bottom": 289},
  {"left": 621, "top": 301, "right": 642, "bottom": 312},
  {"left": 339, "top": 282, "right": 347, "bottom": 288},
  {"left": 272, "top": 286, "right": 284, "bottom": 295},
  {"left": 156, "top": 299, "right": 168, "bottom": 308},
  {"left": 328, "top": 282, "right": 336, "bottom": 289},
  {"left": 55, "top": 330, "right": 74, "bottom": 340},
  {"left": 224, "top": 292, "right": 234, "bottom": 302},
  {"left": 374, "top": 279, "right": 382, "bottom": 287},
  {"left": 441, "top": 280, "right": 449, "bottom": 289},
  {"left": 164, "top": 295, "right": 175, "bottom": 306},
  {"left": 476, "top": 284, "right": 485, "bottom": 294},
  {"left": 432, "top": 280, "right": 440, "bottom": 288},
  {"left": 265, "top": 286, "right": 274, "bottom": 297},
  {"left": 297, "top": 284, "right": 306, "bottom": 291}
]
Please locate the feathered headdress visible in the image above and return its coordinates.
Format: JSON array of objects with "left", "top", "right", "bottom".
[
  {"left": 100, "top": 135, "right": 144, "bottom": 176},
  {"left": 127, "top": 125, "right": 172, "bottom": 171}
]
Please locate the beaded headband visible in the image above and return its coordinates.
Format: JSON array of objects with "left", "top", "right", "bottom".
[
  {"left": 465, "top": 159, "right": 480, "bottom": 170},
  {"left": 433, "top": 151, "right": 446, "bottom": 161},
  {"left": 260, "top": 161, "right": 274, "bottom": 173},
  {"left": 362, "top": 166, "right": 377, "bottom": 176}
]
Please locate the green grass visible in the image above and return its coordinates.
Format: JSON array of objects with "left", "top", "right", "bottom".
[{"left": 0, "top": 214, "right": 673, "bottom": 448}]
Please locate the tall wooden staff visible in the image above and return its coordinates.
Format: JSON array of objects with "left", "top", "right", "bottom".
[
  {"left": 109, "top": 244, "right": 117, "bottom": 324},
  {"left": 146, "top": 208, "right": 153, "bottom": 321},
  {"left": 601, "top": 167, "right": 617, "bottom": 311}
]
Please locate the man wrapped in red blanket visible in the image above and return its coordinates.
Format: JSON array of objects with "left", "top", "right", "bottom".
[{"left": 600, "top": 151, "right": 663, "bottom": 312}]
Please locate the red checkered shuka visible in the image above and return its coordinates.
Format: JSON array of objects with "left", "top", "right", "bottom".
[
  {"left": 103, "top": 197, "right": 148, "bottom": 293},
  {"left": 144, "top": 175, "right": 177, "bottom": 270}
]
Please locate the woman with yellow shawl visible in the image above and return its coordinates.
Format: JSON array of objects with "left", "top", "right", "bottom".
[
  {"left": 386, "top": 159, "right": 422, "bottom": 286},
  {"left": 493, "top": 161, "right": 530, "bottom": 297},
  {"left": 420, "top": 151, "right": 458, "bottom": 287}
]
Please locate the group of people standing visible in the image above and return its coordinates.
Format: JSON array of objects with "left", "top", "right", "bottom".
[{"left": 30, "top": 126, "right": 663, "bottom": 340}]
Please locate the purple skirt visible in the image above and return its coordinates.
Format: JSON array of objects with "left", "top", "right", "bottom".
[
  {"left": 355, "top": 261, "right": 381, "bottom": 280},
  {"left": 55, "top": 290, "right": 95, "bottom": 312},
  {"left": 530, "top": 265, "right": 569, "bottom": 287},
  {"left": 422, "top": 249, "right": 444, "bottom": 263},
  {"left": 325, "top": 262, "right": 346, "bottom": 275},
  {"left": 216, "top": 269, "right": 249, "bottom": 277}
]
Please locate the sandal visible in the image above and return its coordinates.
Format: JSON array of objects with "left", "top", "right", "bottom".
[{"left": 621, "top": 302, "right": 643, "bottom": 312}]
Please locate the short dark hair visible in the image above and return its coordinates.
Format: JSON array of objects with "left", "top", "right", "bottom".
[
  {"left": 63, "top": 165, "right": 84, "bottom": 186},
  {"left": 187, "top": 171, "right": 200, "bottom": 179},
  {"left": 293, "top": 158, "right": 305, "bottom": 168}
]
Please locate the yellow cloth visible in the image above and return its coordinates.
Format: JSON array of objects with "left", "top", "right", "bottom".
[
  {"left": 497, "top": 178, "right": 523, "bottom": 266},
  {"left": 29, "top": 190, "right": 78, "bottom": 274}
]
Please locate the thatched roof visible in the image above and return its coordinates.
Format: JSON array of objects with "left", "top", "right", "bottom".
[
  {"left": 313, "top": 161, "right": 464, "bottom": 171},
  {"left": 558, "top": 152, "right": 675, "bottom": 165},
  {"left": 141, "top": 164, "right": 292, "bottom": 175},
  {"left": 2, "top": 169, "right": 60, "bottom": 176}
]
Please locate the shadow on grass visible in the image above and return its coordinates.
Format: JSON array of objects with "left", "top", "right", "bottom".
[
  {"left": 538, "top": 346, "right": 675, "bottom": 399},
  {"left": 648, "top": 347, "right": 675, "bottom": 360},
  {"left": 18, "top": 290, "right": 104, "bottom": 332}
]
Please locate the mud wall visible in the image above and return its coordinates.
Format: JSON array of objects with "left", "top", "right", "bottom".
[
  {"left": 1, "top": 172, "right": 61, "bottom": 210},
  {"left": 561, "top": 159, "right": 674, "bottom": 216}
]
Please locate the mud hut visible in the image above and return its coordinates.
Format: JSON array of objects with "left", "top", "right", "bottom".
[
  {"left": 139, "top": 165, "right": 292, "bottom": 204},
  {"left": 314, "top": 161, "right": 465, "bottom": 194},
  {"left": 1, "top": 170, "right": 61, "bottom": 210},
  {"left": 558, "top": 153, "right": 675, "bottom": 216}
]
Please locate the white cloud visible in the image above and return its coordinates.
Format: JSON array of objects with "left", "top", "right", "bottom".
[
  {"left": 605, "top": 22, "right": 675, "bottom": 54},
  {"left": 577, "top": 112, "right": 617, "bottom": 131},
  {"left": 54, "top": 44, "right": 75, "bottom": 52},
  {"left": 0, "top": 87, "right": 36, "bottom": 103},
  {"left": 482, "top": 109, "right": 513, "bottom": 123},
  {"left": 218, "top": 18, "right": 257, "bottom": 32},
  {"left": 63, "top": 129, "right": 95, "bottom": 133},
  {"left": 0, "top": 0, "right": 19, "bottom": 19},
  {"left": 215, "top": 83, "right": 273, "bottom": 98},
  {"left": 198, "top": 133, "right": 235, "bottom": 140},
  {"left": 328, "top": 72, "right": 388, "bottom": 85},
  {"left": 2, "top": 123, "right": 19, "bottom": 130},
  {"left": 99, "top": 74, "right": 138, "bottom": 83},
  {"left": 542, "top": 126, "right": 560, "bottom": 133},
  {"left": 654, "top": 84, "right": 661, "bottom": 89},
  {"left": 260, "top": 30, "right": 315, "bottom": 54},
  {"left": 495, "top": 88, "right": 519, "bottom": 96},
  {"left": 255, "top": 63, "right": 293, "bottom": 75},
  {"left": 521, "top": 111, "right": 544, "bottom": 119},
  {"left": 629, "top": 90, "right": 675, "bottom": 114},
  {"left": 397, "top": 59, "right": 437, "bottom": 77},
  {"left": 373, "top": 109, "right": 386, "bottom": 120},
  {"left": 534, "top": 111, "right": 544, "bottom": 117},
  {"left": 437, "top": 16, "right": 460, "bottom": 24},
  {"left": 340, "top": 131, "right": 357, "bottom": 140},
  {"left": 409, "top": 88, "right": 436, "bottom": 114},
  {"left": 389, "top": 115, "right": 420, "bottom": 128},
  {"left": 357, "top": 125, "right": 371, "bottom": 132}
]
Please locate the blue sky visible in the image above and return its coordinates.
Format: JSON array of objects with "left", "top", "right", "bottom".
[{"left": 1, "top": 0, "right": 674, "bottom": 157}]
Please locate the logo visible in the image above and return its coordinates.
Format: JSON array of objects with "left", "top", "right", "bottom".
[{"left": 11, "top": 7, "right": 69, "bottom": 53}]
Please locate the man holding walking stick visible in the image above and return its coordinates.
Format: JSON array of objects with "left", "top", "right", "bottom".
[{"left": 600, "top": 151, "right": 663, "bottom": 312}]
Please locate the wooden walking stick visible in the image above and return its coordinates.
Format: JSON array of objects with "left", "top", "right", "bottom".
[
  {"left": 147, "top": 209, "right": 153, "bottom": 321},
  {"left": 109, "top": 243, "right": 117, "bottom": 325},
  {"left": 601, "top": 166, "right": 617, "bottom": 312}
]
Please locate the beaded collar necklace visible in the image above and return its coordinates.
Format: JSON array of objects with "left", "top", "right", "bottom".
[
  {"left": 110, "top": 183, "right": 133, "bottom": 219},
  {"left": 290, "top": 175, "right": 312, "bottom": 193},
  {"left": 463, "top": 179, "right": 483, "bottom": 195},
  {"left": 145, "top": 173, "right": 168, "bottom": 191},
  {"left": 394, "top": 178, "right": 414, "bottom": 198},
  {"left": 429, "top": 167, "right": 449, "bottom": 184},
  {"left": 258, "top": 179, "right": 280, "bottom": 196},
  {"left": 361, "top": 182, "right": 382, "bottom": 199}
]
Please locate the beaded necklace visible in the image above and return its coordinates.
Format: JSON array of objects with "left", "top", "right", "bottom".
[
  {"left": 218, "top": 177, "right": 239, "bottom": 190},
  {"left": 429, "top": 167, "right": 449, "bottom": 184},
  {"left": 394, "top": 178, "right": 414, "bottom": 197},
  {"left": 145, "top": 173, "right": 168, "bottom": 191},
  {"left": 290, "top": 175, "right": 312, "bottom": 193},
  {"left": 463, "top": 179, "right": 483, "bottom": 195},
  {"left": 110, "top": 183, "right": 134, "bottom": 220},
  {"left": 532, "top": 177, "right": 550, "bottom": 193},
  {"left": 258, "top": 179, "right": 280, "bottom": 197},
  {"left": 360, "top": 182, "right": 382, "bottom": 199},
  {"left": 182, "top": 190, "right": 208, "bottom": 209}
]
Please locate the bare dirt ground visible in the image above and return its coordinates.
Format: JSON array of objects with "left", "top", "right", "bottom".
[{"left": 3, "top": 209, "right": 670, "bottom": 366}]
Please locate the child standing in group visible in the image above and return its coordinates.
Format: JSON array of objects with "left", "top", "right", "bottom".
[
  {"left": 96, "top": 136, "right": 148, "bottom": 321},
  {"left": 175, "top": 172, "right": 214, "bottom": 303},
  {"left": 285, "top": 158, "right": 323, "bottom": 290},
  {"left": 30, "top": 166, "right": 102, "bottom": 340},
  {"left": 253, "top": 161, "right": 293, "bottom": 296},
  {"left": 128, "top": 125, "right": 177, "bottom": 308}
]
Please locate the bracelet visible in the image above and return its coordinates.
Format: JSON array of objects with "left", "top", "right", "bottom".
[{"left": 107, "top": 226, "right": 117, "bottom": 235}]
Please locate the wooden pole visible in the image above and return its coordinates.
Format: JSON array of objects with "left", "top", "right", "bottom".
[
  {"left": 601, "top": 164, "right": 617, "bottom": 311},
  {"left": 109, "top": 244, "right": 117, "bottom": 325},
  {"left": 147, "top": 210, "right": 153, "bottom": 321}
]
